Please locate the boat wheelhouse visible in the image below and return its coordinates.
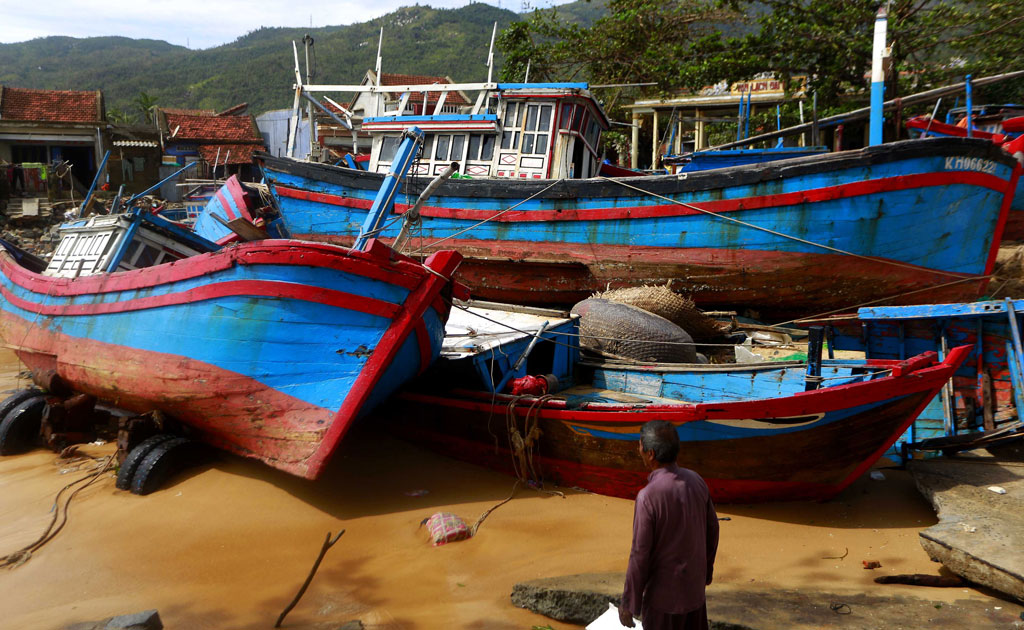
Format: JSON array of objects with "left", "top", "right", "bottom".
[{"left": 363, "top": 84, "right": 610, "bottom": 180}]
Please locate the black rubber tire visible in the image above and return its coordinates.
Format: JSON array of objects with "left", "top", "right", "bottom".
[
  {"left": 0, "top": 388, "right": 43, "bottom": 422},
  {"left": 116, "top": 434, "right": 179, "bottom": 491},
  {"left": 0, "top": 396, "right": 47, "bottom": 455},
  {"left": 130, "top": 437, "right": 196, "bottom": 496}
]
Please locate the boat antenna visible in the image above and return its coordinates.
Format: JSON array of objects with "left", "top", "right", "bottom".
[
  {"left": 486, "top": 21, "right": 497, "bottom": 85},
  {"left": 524, "top": 59, "right": 531, "bottom": 83},
  {"left": 375, "top": 27, "right": 384, "bottom": 116}
]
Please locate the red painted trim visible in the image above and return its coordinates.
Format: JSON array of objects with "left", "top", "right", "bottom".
[
  {"left": 0, "top": 278, "right": 400, "bottom": 319},
  {"left": 304, "top": 249, "right": 463, "bottom": 476},
  {"left": 405, "top": 346, "right": 966, "bottom": 421},
  {"left": 985, "top": 162, "right": 1022, "bottom": 274},
  {"left": 275, "top": 171, "right": 1009, "bottom": 223},
  {"left": 0, "top": 239, "right": 430, "bottom": 298},
  {"left": 414, "top": 320, "right": 431, "bottom": 375}
]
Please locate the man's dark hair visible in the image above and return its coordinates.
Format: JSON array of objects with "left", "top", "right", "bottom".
[{"left": 640, "top": 420, "right": 680, "bottom": 463}]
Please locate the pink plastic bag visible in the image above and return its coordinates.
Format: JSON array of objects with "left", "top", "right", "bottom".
[{"left": 423, "top": 512, "right": 470, "bottom": 546}]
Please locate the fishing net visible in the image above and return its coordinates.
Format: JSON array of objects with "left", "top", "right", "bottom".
[
  {"left": 571, "top": 298, "right": 697, "bottom": 363},
  {"left": 594, "top": 284, "right": 727, "bottom": 341}
]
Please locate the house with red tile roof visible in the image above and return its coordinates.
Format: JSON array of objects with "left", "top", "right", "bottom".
[
  {"left": 0, "top": 85, "right": 107, "bottom": 194},
  {"left": 154, "top": 103, "right": 266, "bottom": 198}
]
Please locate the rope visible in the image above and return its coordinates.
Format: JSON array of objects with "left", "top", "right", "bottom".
[
  {"left": 1, "top": 454, "right": 115, "bottom": 569},
  {"left": 770, "top": 274, "right": 990, "bottom": 327},
  {"left": 597, "top": 176, "right": 972, "bottom": 279},
  {"left": 418, "top": 179, "right": 564, "bottom": 252}
]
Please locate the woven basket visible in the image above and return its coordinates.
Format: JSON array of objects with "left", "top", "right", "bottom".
[{"left": 594, "top": 284, "right": 726, "bottom": 341}]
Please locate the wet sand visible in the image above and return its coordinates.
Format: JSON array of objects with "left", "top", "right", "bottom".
[{"left": 0, "top": 348, "right": 1017, "bottom": 629}]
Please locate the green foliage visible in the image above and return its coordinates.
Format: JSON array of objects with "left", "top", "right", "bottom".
[
  {"left": 0, "top": 4, "right": 521, "bottom": 116},
  {"left": 498, "top": 0, "right": 743, "bottom": 113}
]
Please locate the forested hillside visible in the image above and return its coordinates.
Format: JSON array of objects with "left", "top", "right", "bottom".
[{"left": 0, "top": 3, "right": 536, "bottom": 117}]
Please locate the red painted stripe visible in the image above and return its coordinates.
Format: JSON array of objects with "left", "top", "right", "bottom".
[
  {"left": 985, "top": 162, "right": 1022, "bottom": 274},
  {"left": 304, "top": 249, "right": 463, "bottom": 476},
  {"left": 0, "top": 239, "right": 428, "bottom": 298},
  {"left": 214, "top": 186, "right": 237, "bottom": 221},
  {"left": 274, "top": 171, "right": 1010, "bottom": 223},
  {"left": 413, "top": 320, "right": 431, "bottom": 375},
  {"left": 0, "top": 279, "right": 400, "bottom": 319}
]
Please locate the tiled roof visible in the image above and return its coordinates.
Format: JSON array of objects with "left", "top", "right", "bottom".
[
  {"left": 198, "top": 143, "right": 265, "bottom": 165},
  {"left": 379, "top": 73, "right": 470, "bottom": 105},
  {"left": 0, "top": 85, "right": 102, "bottom": 123},
  {"left": 161, "top": 107, "right": 216, "bottom": 116},
  {"left": 164, "top": 112, "right": 262, "bottom": 142}
]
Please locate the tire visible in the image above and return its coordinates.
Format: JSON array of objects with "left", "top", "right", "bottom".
[
  {"left": 116, "top": 434, "right": 179, "bottom": 491},
  {"left": 0, "top": 388, "right": 43, "bottom": 422},
  {"left": 0, "top": 396, "right": 47, "bottom": 455},
  {"left": 130, "top": 437, "right": 196, "bottom": 496}
]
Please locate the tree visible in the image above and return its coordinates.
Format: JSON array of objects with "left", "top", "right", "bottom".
[
  {"left": 106, "top": 106, "right": 137, "bottom": 124},
  {"left": 132, "top": 91, "right": 159, "bottom": 124},
  {"left": 498, "top": 0, "right": 741, "bottom": 109}
]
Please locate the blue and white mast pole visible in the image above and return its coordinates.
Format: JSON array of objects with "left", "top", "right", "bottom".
[{"left": 869, "top": 5, "right": 889, "bottom": 146}]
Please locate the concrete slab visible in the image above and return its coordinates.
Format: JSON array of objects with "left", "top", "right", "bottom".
[
  {"left": 909, "top": 453, "right": 1024, "bottom": 603},
  {"left": 510, "top": 573, "right": 1024, "bottom": 629}
]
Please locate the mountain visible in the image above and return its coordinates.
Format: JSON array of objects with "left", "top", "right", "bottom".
[{"left": 0, "top": 3, "right": 528, "bottom": 117}]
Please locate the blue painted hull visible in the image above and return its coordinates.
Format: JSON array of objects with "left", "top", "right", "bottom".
[
  {"left": 260, "top": 137, "right": 1019, "bottom": 317},
  {"left": 0, "top": 239, "right": 461, "bottom": 478}
]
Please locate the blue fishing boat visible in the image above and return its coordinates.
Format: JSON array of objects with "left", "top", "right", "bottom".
[
  {"left": 0, "top": 129, "right": 465, "bottom": 480},
  {"left": 261, "top": 131, "right": 1019, "bottom": 318},
  {"left": 384, "top": 302, "right": 969, "bottom": 502},
  {"left": 662, "top": 146, "right": 829, "bottom": 173},
  {"left": 820, "top": 299, "right": 1024, "bottom": 457}
]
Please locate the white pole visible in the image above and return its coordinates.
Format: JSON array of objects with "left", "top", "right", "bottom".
[{"left": 869, "top": 6, "right": 889, "bottom": 145}]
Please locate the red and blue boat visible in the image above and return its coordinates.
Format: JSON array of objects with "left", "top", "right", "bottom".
[
  {"left": 906, "top": 113, "right": 1024, "bottom": 241},
  {"left": 262, "top": 91, "right": 1020, "bottom": 318},
  {"left": 0, "top": 131, "right": 464, "bottom": 479},
  {"left": 384, "top": 303, "right": 970, "bottom": 502}
]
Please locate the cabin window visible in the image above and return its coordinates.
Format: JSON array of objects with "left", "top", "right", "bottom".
[
  {"left": 560, "top": 104, "right": 573, "bottom": 129},
  {"left": 434, "top": 135, "right": 450, "bottom": 160},
  {"left": 421, "top": 135, "right": 434, "bottom": 159},
  {"left": 522, "top": 104, "right": 553, "bottom": 155},
  {"left": 467, "top": 134, "right": 495, "bottom": 161},
  {"left": 450, "top": 135, "right": 465, "bottom": 161},
  {"left": 121, "top": 240, "right": 142, "bottom": 265},
  {"left": 504, "top": 102, "right": 521, "bottom": 127},
  {"left": 379, "top": 136, "right": 400, "bottom": 162},
  {"left": 572, "top": 106, "right": 585, "bottom": 132},
  {"left": 134, "top": 244, "right": 161, "bottom": 268},
  {"left": 586, "top": 119, "right": 602, "bottom": 147},
  {"left": 501, "top": 131, "right": 519, "bottom": 150}
]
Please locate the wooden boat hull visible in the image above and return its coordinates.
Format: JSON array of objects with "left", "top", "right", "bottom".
[
  {"left": 261, "top": 138, "right": 1019, "bottom": 318},
  {"left": 0, "top": 239, "right": 461, "bottom": 479},
  {"left": 384, "top": 347, "right": 969, "bottom": 502},
  {"left": 906, "top": 117, "right": 1024, "bottom": 240}
]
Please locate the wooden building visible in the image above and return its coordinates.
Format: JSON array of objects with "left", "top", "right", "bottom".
[{"left": 623, "top": 75, "right": 809, "bottom": 170}]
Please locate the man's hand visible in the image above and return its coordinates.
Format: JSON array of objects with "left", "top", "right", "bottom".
[{"left": 618, "top": 605, "right": 636, "bottom": 628}]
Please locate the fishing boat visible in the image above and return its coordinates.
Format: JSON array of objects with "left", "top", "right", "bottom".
[
  {"left": 383, "top": 302, "right": 969, "bottom": 502},
  {"left": 263, "top": 132, "right": 1018, "bottom": 318},
  {"left": 818, "top": 299, "right": 1024, "bottom": 457},
  {"left": 661, "top": 146, "right": 828, "bottom": 174},
  {"left": 907, "top": 113, "right": 1024, "bottom": 240},
  {"left": 0, "top": 135, "right": 464, "bottom": 480}
]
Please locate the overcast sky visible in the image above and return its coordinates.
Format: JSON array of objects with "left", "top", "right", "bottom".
[{"left": 0, "top": 0, "right": 567, "bottom": 50}]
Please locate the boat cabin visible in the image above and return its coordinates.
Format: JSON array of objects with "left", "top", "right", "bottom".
[
  {"left": 44, "top": 211, "right": 219, "bottom": 278},
  {"left": 360, "top": 84, "right": 610, "bottom": 180}
]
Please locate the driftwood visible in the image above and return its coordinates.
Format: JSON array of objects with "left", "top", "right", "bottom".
[
  {"left": 275, "top": 530, "right": 345, "bottom": 628},
  {"left": 874, "top": 574, "right": 967, "bottom": 587}
]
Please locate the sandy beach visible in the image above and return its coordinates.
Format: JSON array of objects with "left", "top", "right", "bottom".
[{"left": 0, "top": 347, "right": 1019, "bottom": 629}]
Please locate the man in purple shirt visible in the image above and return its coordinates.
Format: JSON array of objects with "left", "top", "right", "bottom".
[{"left": 619, "top": 420, "right": 719, "bottom": 630}]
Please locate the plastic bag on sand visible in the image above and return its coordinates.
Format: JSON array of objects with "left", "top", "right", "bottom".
[
  {"left": 423, "top": 512, "right": 471, "bottom": 546},
  {"left": 587, "top": 603, "right": 644, "bottom": 630}
]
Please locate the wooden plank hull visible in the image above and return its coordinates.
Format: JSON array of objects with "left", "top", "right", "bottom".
[
  {"left": 0, "top": 239, "right": 461, "bottom": 479},
  {"left": 261, "top": 138, "right": 1019, "bottom": 318},
  {"left": 384, "top": 347, "right": 969, "bottom": 502}
]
